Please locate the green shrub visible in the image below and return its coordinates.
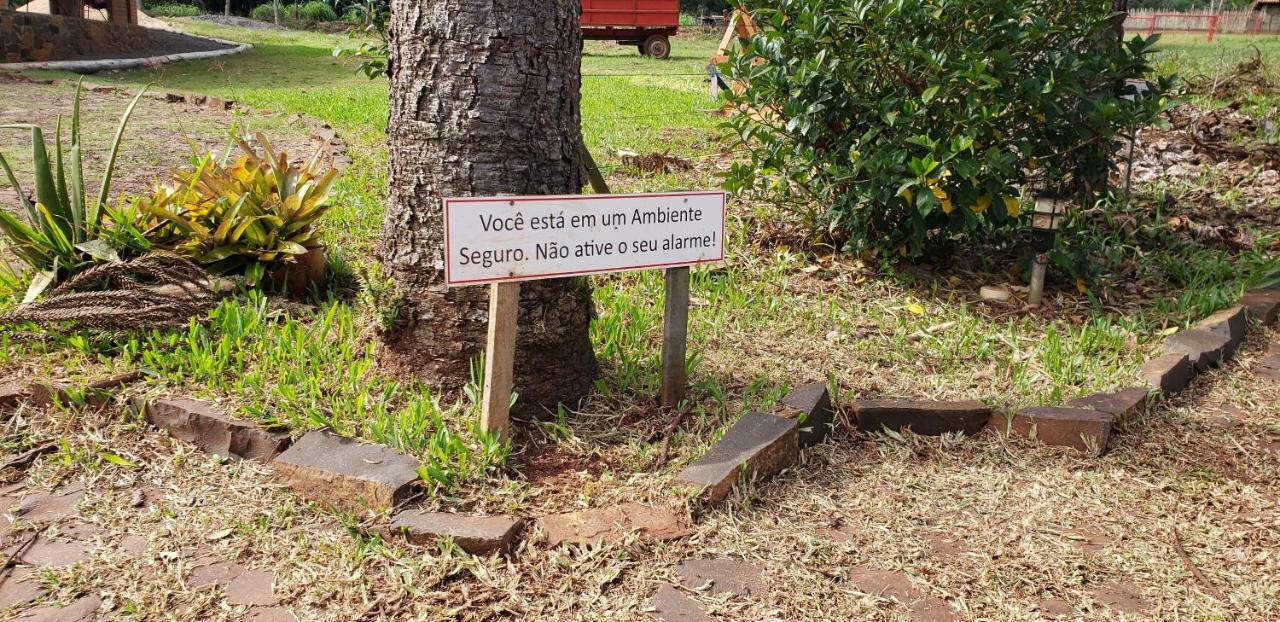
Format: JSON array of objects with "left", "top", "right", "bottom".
[
  {"left": 251, "top": 0, "right": 337, "bottom": 23},
  {"left": 248, "top": 3, "right": 277, "bottom": 21},
  {"left": 722, "top": 0, "right": 1172, "bottom": 258},
  {"left": 146, "top": 2, "right": 202, "bottom": 17},
  {"left": 293, "top": 0, "right": 338, "bottom": 22}
]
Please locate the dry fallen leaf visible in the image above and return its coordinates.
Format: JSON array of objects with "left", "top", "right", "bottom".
[{"left": 205, "top": 528, "right": 234, "bottom": 541}]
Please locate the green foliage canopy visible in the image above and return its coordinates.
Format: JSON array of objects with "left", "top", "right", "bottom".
[{"left": 722, "top": 0, "right": 1172, "bottom": 257}]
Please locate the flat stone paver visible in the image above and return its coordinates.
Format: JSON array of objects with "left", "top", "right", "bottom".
[
  {"left": 246, "top": 607, "right": 298, "bottom": 621},
  {"left": 648, "top": 584, "right": 712, "bottom": 622},
  {"left": 119, "top": 534, "right": 148, "bottom": 556},
  {"left": 1257, "top": 343, "right": 1280, "bottom": 382},
  {"left": 270, "top": 431, "right": 420, "bottom": 512},
  {"left": 847, "top": 567, "right": 958, "bottom": 622},
  {"left": 226, "top": 570, "right": 277, "bottom": 606},
  {"left": 675, "top": 558, "right": 764, "bottom": 597},
  {"left": 1089, "top": 582, "right": 1148, "bottom": 614},
  {"left": 11, "top": 484, "right": 84, "bottom": 525},
  {"left": 1037, "top": 598, "right": 1073, "bottom": 618},
  {"left": 18, "top": 537, "right": 89, "bottom": 568},
  {"left": 187, "top": 558, "right": 244, "bottom": 589},
  {"left": 0, "top": 569, "right": 45, "bottom": 609},
  {"left": 540, "top": 503, "right": 688, "bottom": 547},
  {"left": 15, "top": 594, "right": 101, "bottom": 622}
]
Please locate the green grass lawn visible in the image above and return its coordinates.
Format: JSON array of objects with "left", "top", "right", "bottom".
[
  {"left": 3, "top": 23, "right": 1277, "bottom": 498},
  {"left": 1152, "top": 32, "right": 1280, "bottom": 114}
]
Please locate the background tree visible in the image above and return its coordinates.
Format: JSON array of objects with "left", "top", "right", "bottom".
[
  {"left": 723, "top": 0, "right": 1170, "bottom": 262},
  {"left": 1110, "top": 0, "right": 1130, "bottom": 44},
  {"left": 379, "top": 0, "right": 598, "bottom": 412}
]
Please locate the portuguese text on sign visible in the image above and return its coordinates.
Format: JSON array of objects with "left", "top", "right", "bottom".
[{"left": 444, "top": 191, "right": 726, "bottom": 286}]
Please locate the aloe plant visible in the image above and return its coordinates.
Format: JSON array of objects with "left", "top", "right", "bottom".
[{"left": 0, "top": 81, "right": 147, "bottom": 301}]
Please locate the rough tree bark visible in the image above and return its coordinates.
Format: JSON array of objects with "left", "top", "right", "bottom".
[{"left": 380, "top": 0, "right": 598, "bottom": 413}]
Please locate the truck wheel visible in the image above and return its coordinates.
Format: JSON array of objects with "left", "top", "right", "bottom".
[{"left": 643, "top": 35, "right": 671, "bottom": 60}]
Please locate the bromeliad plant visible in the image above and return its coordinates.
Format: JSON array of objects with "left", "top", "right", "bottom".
[
  {"left": 143, "top": 133, "right": 337, "bottom": 285},
  {"left": 0, "top": 83, "right": 148, "bottom": 300}
]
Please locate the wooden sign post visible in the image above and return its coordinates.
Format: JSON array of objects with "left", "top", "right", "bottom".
[
  {"left": 444, "top": 190, "right": 725, "bottom": 436},
  {"left": 585, "top": 151, "right": 691, "bottom": 410},
  {"left": 659, "top": 266, "right": 690, "bottom": 409},
  {"left": 480, "top": 281, "right": 520, "bottom": 434}
]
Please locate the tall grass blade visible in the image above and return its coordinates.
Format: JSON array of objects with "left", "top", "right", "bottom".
[
  {"left": 28, "top": 126, "right": 67, "bottom": 235},
  {"left": 68, "top": 143, "right": 86, "bottom": 244},
  {"left": 23, "top": 269, "right": 56, "bottom": 304},
  {"left": 71, "top": 79, "right": 82, "bottom": 147},
  {"left": 53, "top": 116, "right": 71, "bottom": 227},
  {"left": 0, "top": 209, "right": 45, "bottom": 266},
  {"left": 0, "top": 152, "right": 36, "bottom": 223},
  {"left": 93, "top": 87, "right": 148, "bottom": 228}
]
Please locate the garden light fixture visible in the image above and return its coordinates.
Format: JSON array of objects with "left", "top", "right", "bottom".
[{"left": 1028, "top": 190, "right": 1068, "bottom": 307}]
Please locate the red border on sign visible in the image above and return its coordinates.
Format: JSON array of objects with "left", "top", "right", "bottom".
[{"left": 444, "top": 191, "right": 727, "bottom": 287}]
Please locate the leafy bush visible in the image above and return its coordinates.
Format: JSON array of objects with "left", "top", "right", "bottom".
[
  {"left": 0, "top": 84, "right": 149, "bottom": 301},
  {"left": 681, "top": 0, "right": 731, "bottom": 15},
  {"left": 146, "top": 2, "right": 202, "bottom": 17},
  {"left": 140, "top": 134, "right": 337, "bottom": 286},
  {"left": 247, "top": 2, "right": 274, "bottom": 21},
  {"left": 722, "top": 0, "right": 1172, "bottom": 258},
  {"left": 292, "top": 0, "right": 338, "bottom": 22},
  {"left": 251, "top": 0, "right": 337, "bottom": 22}
]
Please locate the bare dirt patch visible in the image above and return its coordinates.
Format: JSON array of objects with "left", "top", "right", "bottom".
[{"left": 0, "top": 76, "right": 326, "bottom": 206}]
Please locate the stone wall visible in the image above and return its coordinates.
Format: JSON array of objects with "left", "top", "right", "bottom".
[{"left": 1, "top": 9, "right": 151, "bottom": 63}]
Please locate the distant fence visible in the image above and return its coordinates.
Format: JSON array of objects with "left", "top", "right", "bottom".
[{"left": 1124, "top": 9, "right": 1280, "bottom": 39}]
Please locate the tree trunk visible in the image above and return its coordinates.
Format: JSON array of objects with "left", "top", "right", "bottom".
[
  {"left": 224, "top": 0, "right": 230, "bottom": 17},
  {"left": 380, "top": 0, "right": 598, "bottom": 413}
]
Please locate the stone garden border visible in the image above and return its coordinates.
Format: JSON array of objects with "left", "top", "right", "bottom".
[
  {"left": 671, "top": 286, "right": 1280, "bottom": 512},
  {"left": 0, "top": 34, "right": 251, "bottom": 73},
  {"left": 1, "top": 280, "right": 1275, "bottom": 562}
]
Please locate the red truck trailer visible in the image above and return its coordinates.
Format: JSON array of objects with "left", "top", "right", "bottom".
[{"left": 581, "top": 0, "right": 680, "bottom": 59}]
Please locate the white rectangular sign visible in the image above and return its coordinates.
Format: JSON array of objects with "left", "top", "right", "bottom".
[{"left": 444, "top": 191, "right": 726, "bottom": 287}]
